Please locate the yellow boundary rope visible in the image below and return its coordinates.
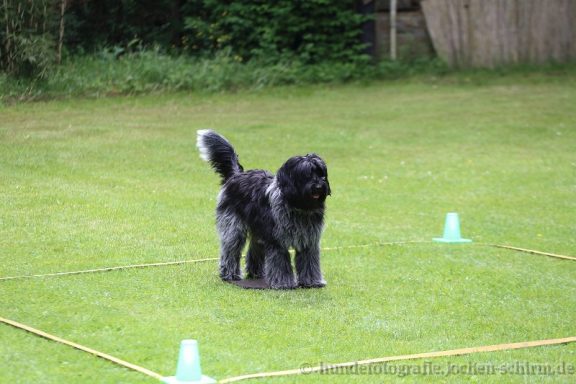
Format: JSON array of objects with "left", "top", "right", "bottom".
[
  {"left": 0, "top": 316, "right": 164, "bottom": 381},
  {"left": 485, "top": 244, "right": 576, "bottom": 261},
  {"left": 0, "top": 257, "right": 218, "bottom": 282},
  {"left": 218, "top": 336, "right": 576, "bottom": 383},
  {"left": 1, "top": 313, "right": 574, "bottom": 383},
  {"left": 0, "top": 242, "right": 423, "bottom": 282},
  {"left": 0, "top": 242, "right": 573, "bottom": 282},
  {"left": 1, "top": 241, "right": 574, "bottom": 382},
  {"left": 322, "top": 240, "right": 431, "bottom": 251}
]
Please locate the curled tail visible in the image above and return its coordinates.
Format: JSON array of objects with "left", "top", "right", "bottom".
[{"left": 196, "top": 129, "right": 244, "bottom": 184}]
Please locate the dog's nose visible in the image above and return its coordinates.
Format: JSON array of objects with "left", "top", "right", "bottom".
[{"left": 312, "top": 185, "right": 323, "bottom": 194}]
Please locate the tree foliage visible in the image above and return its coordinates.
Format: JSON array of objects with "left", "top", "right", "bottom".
[
  {"left": 1, "top": 0, "right": 59, "bottom": 78},
  {"left": 179, "top": 0, "right": 367, "bottom": 63},
  {"left": 1, "top": 1, "right": 368, "bottom": 78}
]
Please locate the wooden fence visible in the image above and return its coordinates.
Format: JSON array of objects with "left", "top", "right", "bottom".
[{"left": 421, "top": 0, "right": 576, "bottom": 67}]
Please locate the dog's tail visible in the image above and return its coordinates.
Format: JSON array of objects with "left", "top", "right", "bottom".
[{"left": 196, "top": 129, "right": 244, "bottom": 184}]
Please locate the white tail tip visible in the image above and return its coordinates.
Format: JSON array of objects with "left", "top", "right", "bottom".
[{"left": 196, "top": 129, "right": 213, "bottom": 162}]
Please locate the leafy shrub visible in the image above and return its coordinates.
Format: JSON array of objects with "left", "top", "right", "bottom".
[
  {"left": 7, "top": 34, "right": 56, "bottom": 79},
  {"left": 181, "top": 0, "right": 368, "bottom": 64},
  {"left": 0, "top": 0, "right": 57, "bottom": 79},
  {"left": 65, "top": 0, "right": 368, "bottom": 65}
]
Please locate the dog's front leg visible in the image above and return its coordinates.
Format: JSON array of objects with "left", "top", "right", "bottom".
[
  {"left": 296, "top": 245, "right": 326, "bottom": 288},
  {"left": 265, "top": 245, "right": 296, "bottom": 289}
]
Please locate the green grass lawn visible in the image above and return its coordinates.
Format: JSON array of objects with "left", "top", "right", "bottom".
[{"left": 1, "top": 75, "right": 575, "bottom": 383}]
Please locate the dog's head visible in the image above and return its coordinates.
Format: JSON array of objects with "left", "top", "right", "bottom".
[{"left": 276, "top": 153, "right": 331, "bottom": 210}]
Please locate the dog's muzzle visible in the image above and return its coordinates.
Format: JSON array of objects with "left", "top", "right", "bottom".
[{"left": 310, "top": 184, "right": 326, "bottom": 200}]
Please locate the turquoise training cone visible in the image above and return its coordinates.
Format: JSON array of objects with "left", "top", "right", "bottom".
[
  {"left": 162, "top": 340, "right": 216, "bottom": 384},
  {"left": 433, "top": 212, "right": 472, "bottom": 243}
]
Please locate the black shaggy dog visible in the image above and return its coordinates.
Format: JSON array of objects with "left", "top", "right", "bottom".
[{"left": 197, "top": 130, "right": 331, "bottom": 289}]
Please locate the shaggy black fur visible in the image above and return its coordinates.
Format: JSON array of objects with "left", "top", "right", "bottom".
[{"left": 197, "top": 130, "right": 331, "bottom": 289}]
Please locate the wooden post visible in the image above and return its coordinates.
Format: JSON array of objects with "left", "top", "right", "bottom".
[
  {"left": 3, "top": 0, "right": 11, "bottom": 72},
  {"left": 390, "top": 0, "right": 397, "bottom": 60},
  {"left": 57, "top": 0, "right": 66, "bottom": 65}
]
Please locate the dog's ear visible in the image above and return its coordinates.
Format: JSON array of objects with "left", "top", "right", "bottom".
[
  {"left": 307, "top": 154, "right": 331, "bottom": 196},
  {"left": 276, "top": 161, "right": 298, "bottom": 200},
  {"left": 325, "top": 176, "right": 332, "bottom": 196},
  {"left": 319, "top": 159, "right": 331, "bottom": 196}
]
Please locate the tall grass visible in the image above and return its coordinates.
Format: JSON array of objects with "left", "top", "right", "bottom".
[
  {"left": 0, "top": 49, "right": 447, "bottom": 102},
  {"left": 1, "top": 48, "right": 575, "bottom": 103}
]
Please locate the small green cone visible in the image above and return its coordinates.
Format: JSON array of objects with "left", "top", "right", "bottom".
[
  {"left": 433, "top": 212, "right": 472, "bottom": 243},
  {"left": 162, "top": 340, "right": 216, "bottom": 384}
]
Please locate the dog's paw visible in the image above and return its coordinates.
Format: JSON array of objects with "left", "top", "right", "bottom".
[
  {"left": 270, "top": 282, "right": 297, "bottom": 290},
  {"left": 245, "top": 271, "right": 263, "bottom": 280},
  {"left": 269, "top": 277, "right": 297, "bottom": 290},
  {"left": 220, "top": 273, "right": 242, "bottom": 282},
  {"left": 298, "top": 279, "right": 327, "bottom": 289}
]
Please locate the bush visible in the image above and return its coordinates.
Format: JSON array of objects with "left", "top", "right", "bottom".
[
  {"left": 64, "top": 0, "right": 369, "bottom": 65},
  {"left": 3, "top": 1, "right": 370, "bottom": 85},
  {"left": 181, "top": 0, "right": 368, "bottom": 64},
  {"left": 7, "top": 34, "right": 56, "bottom": 79},
  {"left": 0, "top": 0, "right": 58, "bottom": 79}
]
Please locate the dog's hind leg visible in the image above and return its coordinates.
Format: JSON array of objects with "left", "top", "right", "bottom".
[
  {"left": 245, "top": 237, "right": 265, "bottom": 279},
  {"left": 296, "top": 245, "right": 326, "bottom": 288},
  {"left": 265, "top": 244, "right": 296, "bottom": 289},
  {"left": 216, "top": 210, "right": 246, "bottom": 281}
]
